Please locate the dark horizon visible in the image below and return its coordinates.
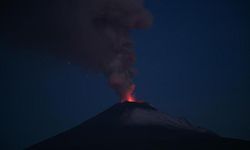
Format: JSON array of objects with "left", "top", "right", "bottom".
[
  {"left": 28, "top": 102, "right": 250, "bottom": 150},
  {"left": 1, "top": 0, "right": 250, "bottom": 149}
]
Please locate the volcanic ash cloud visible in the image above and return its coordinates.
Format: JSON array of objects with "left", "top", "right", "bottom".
[{"left": 1, "top": 0, "right": 153, "bottom": 101}]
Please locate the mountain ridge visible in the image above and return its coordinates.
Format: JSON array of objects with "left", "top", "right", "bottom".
[{"left": 27, "top": 102, "right": 250, "bottom": 150}]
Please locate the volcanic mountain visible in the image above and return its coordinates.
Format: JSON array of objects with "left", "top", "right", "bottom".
[{"left": 28, "top": 102, "right": 250, "bottom": 150}]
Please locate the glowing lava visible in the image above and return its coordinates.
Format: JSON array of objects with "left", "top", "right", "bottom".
[
  {"left": 121, "top": 84, "right": 137, "bottom": 103},
  {"left": 126, "top": 93, "right": 136, "bottom": 103}
]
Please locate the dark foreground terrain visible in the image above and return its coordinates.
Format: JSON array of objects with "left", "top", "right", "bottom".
[{"left": 28, "top": 102, "right": 250, "bottom": 150}]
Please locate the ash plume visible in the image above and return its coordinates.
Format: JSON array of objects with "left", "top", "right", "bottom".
[{"left": 0, "top": 0, "right": 153, "bottom": 101}]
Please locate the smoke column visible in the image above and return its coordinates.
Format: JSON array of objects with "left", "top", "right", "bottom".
[{"left": 0, "top": 0, "right": 152, "bottom": 102}]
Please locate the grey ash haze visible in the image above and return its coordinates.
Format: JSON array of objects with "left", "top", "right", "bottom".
[{"left": 1, "top": 0, "right": 152, "bottom": 101}]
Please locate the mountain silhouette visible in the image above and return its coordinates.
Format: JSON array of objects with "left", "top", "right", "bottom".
[{"left": 28, "top": 102, "right": 250, "bottom": 150}]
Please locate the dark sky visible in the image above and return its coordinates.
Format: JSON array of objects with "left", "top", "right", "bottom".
[{"left": 1, "top": 0, "right": 250, "bottom": 149}]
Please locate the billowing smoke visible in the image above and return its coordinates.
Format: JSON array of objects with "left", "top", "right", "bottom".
[{"left": 1, "top": 0, "right": 152, "bottom": 102}]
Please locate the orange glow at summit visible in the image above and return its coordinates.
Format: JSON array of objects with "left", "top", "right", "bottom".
[{"left": 121, "top": 84, "right": 142, "bottom": 103}]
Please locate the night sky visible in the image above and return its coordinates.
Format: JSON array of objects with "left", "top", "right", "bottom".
[{"left": 1, "top": 0, "right": 250, "bottom": 149}]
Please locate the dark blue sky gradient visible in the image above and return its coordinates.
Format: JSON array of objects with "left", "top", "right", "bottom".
[{"left": 1, "top": 0, "right": 250, "bottom": 149}]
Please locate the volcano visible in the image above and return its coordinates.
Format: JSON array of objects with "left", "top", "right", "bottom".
[{"left": 28, "top": 102, "right": 249, "bottom": 150}]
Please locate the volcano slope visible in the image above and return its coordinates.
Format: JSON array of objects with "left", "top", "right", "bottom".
[{"left": 28, "top": 102, "right": 250, "bottom": 150}]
